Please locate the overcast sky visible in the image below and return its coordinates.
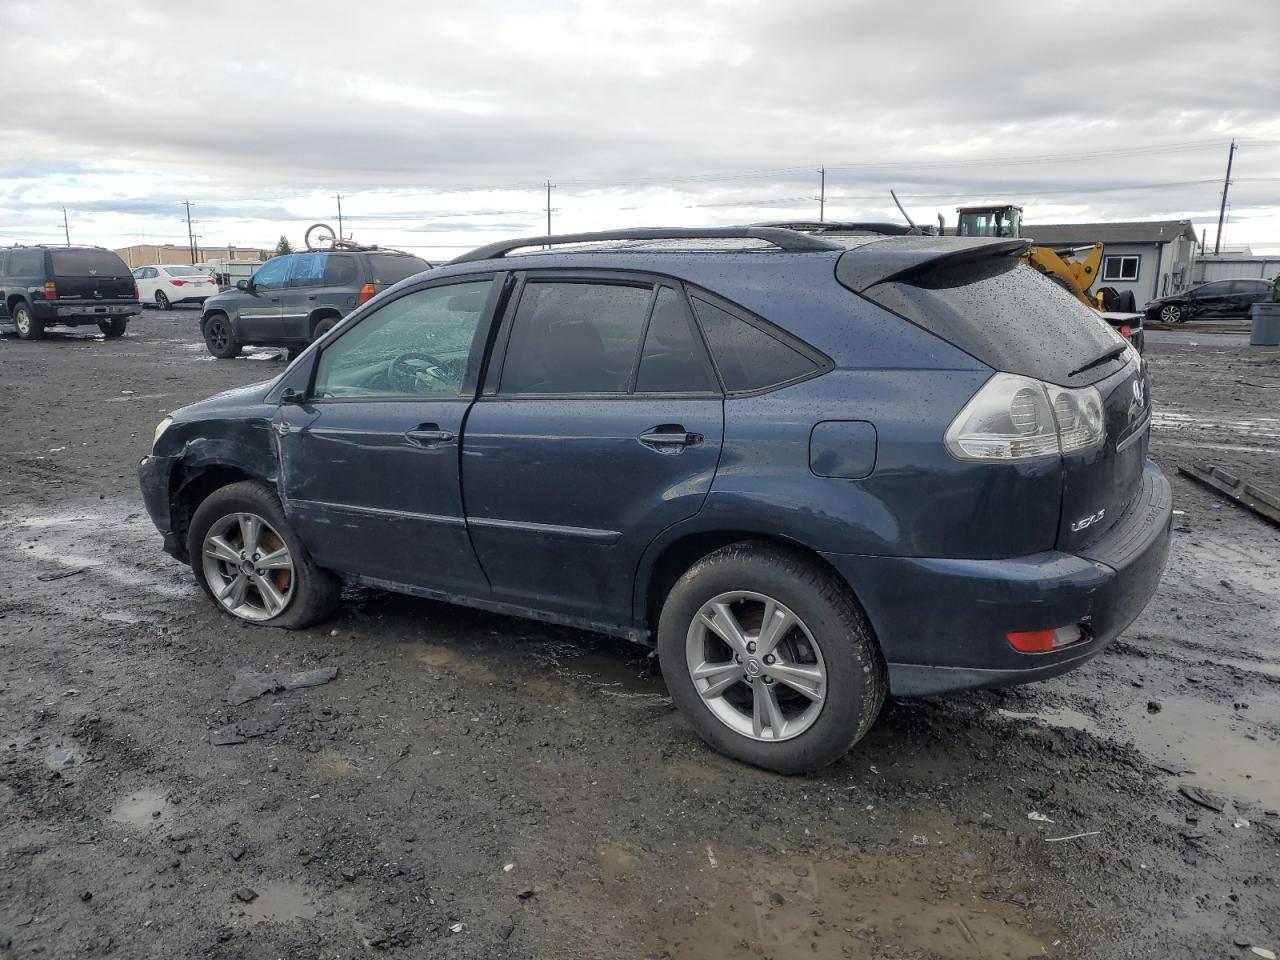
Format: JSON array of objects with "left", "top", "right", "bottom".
[{"left": 1, "top": 0, "right": 1278, "bottom": 259}]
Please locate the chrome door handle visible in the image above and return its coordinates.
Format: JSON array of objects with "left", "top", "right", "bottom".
[
  {"left": 405, "top": 425, "right": 455, "bottom": 445},
  {"left": 638, "top": 426, "right": 703, "bottom": 452}
]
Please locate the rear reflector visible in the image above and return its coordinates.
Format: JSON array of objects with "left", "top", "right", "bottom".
[
  {"left": 1007, "top": 625, "right": 1086, "bottom": 653},
  {"left": 357, "top": 282, "right": 377, "bottom": 305},
  {"left": 43, "top": 281, "right": 57, "bottom": 300}
]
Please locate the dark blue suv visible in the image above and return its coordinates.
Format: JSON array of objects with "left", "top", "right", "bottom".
[{"left": 138, "top": 227, "right": 1172, "bottom": 773}]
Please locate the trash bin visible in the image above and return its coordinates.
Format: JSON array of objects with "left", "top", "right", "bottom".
[{"left": 1251, "top": 302, "right": 1280, "bottom": 346}]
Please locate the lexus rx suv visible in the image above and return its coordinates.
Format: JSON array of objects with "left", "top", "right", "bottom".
[{"left": 139, "top": 226, "right": 1172, "bottom": 773}]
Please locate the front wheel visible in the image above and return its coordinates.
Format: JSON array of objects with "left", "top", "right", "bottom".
[
  {"left": 13, "top": 302, "right": 44, "bottom": 340},
  {"left": 657, "top": 542, "right": 886, "bottom": 774},
  {"left": 188, "top": 481, "right": 340, "bottom": 629},
  {"left": 1159, "top": 303, "right": 1183, "bottom": 324},
  {"left": 98, "top": 317, "right": 127, "bottom": 338},
  {"left": 203, "top": 314, "right": 242, "bottom": 358}
]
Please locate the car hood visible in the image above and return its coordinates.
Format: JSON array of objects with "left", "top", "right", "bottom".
[
  {"left": 174, "top": 380, "right": 276, "bottom": 422},
  {"left": 203, "top": 289, "right": 240, "bottom": 311}
]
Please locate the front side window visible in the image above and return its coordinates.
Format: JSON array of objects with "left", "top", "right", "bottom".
[
  {"left": 252, "top": 257, "right": 291, "bottom": 290},
  {"left": 312, "top": 280, "right": 492, "bottom": 399},
  {"left": 499, "top": 281, "right": 652, "bottom": 394},
  {"left": 690, "top": 296, "right": 821, "bottom": 393},
  {"left": 288, "top": 253, "right": 328, "bottom": 288},
  {"left": 1101, "top": 255, "right": 1140, "bottom": 282}
]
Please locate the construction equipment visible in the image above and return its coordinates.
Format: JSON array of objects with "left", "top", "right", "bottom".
[{"left": 955, "top": 204, "right": 1104, "bottom": 308}]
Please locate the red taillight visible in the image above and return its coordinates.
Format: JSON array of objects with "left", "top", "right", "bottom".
[
  {"left": 133, "top": 281, "right": 140, "bottom": 300},
  {"left": 1007, "top": 625, "right": 1087, "bottom": 653},
  {"left": 43, "top": 281, "right": 57, "bottom": 300},
  {"left": 357, "top": 282, "right": 377, "bottom": 305},
  {"left": 171, "top": 279, "right": 188, "bottom": 286},
  {"left": 1120, "top": 324, "right": 1132, "bottom": 340}
]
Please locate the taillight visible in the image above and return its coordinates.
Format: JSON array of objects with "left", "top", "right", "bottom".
[
  {"left": 134, "top": 281, "right": 140, "bottom": 300},
  {"left": 1119, "top": 324, "right": 1132, "bottom": 340},
  {"left": 43, "top": 281, "right": 57, "bottom": 300},
  {"left": 171, "top": 279, "right": 188, "bottom": 286},
  {"left": 357, "top": 282, "right": 377, "bottom": 305},
  {"left": 944, "top": 373, "right": 1106, "bottom": 462}
]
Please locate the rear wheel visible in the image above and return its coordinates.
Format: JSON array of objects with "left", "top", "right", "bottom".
[
  {"left": 1159, "top": 303, "right": 1183, "bottom": 323},
  {"left": 311, "top": 315, "right": 339, "bottom": 341},
  {"left": 98, "top": 317, "right": 127, "bottom": 338},
  {"left": 13, "top": 302, "right": 44, "bottom": 340},
  {"left": 203, "top": 313, "right": 242, "bottom": 358},
  {"left": 657, "top": 542, "right": 886, "bottom": 774},
  {"left": 156, "top": 291, "right": 171, "bottom": 310},
  {"left": 188, "top": 480, "right": 340, "bottom": 628}
]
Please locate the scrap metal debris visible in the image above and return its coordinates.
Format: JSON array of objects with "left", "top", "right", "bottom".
[
  {"left": 1178, "top": 462, "right": 1280, "bottom": 528},
  {"left": 209, "top": 714, "right": 283, "bottom": 746},
  {"left": 36, "top": 567, "right": 89, "bottom": 582},
  {"left": 226, "top": 666, "right": 339, "bottom": 705}
]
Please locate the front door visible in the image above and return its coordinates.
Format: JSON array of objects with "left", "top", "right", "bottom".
[
  {"left": 276, "top": 277, "right": 500, "bottom": 596},
  {"left": 237, "top": 256, "right": 290, "bottom": 341},
  {"left": 462, "top": 277, "right": 724, "bottom": 628}
]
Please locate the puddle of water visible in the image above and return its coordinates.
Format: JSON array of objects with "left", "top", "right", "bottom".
[
  {"left": 233, "top": 880, "right": 319, "bottom": 924},
  {"left": 46, "top": 745, "right": 83, "bottom": 769},
  {"left": 998, "top": 706, "right": 1099, "bottom": 734},
  {"left": 108, "top": 788, "right": 170, "bottom": 827},
  {"left": 564, "top": 842, "right": 1057, "bottom": 960},
  {"left": 1121, "top": 694, "right": 1280, "bottom": 808}
]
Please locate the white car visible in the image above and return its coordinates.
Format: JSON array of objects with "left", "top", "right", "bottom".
[{"left": 131, "top": 264, "right": 219, "bottom": 310}]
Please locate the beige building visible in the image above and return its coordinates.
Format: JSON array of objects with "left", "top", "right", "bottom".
[{"left": 114, "top": 243, "right": 268, "bottom": 268}]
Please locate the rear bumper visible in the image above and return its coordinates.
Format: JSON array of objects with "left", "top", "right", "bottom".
[
  {"left": 32, "top": 301, "right": 139, "bottom": 323},
  {"left": 823, "top": 459, "right": 1173, "bottom": 696},
  {"left": 138, "top": 454, "right": 184, "bottom": 558}
]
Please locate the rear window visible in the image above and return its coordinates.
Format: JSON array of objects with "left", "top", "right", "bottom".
[
  {"left": 859, "top": 258, "right": 1122, "bottom": 386},
  {"left": 164, "top": 265, "right": 203, "bottom": 277},
  {"left": 368, "top": 253, "right": 430, "bottom": 284},
  {"left": 49, "top": 249, "right": 130, "bottom": 278}
]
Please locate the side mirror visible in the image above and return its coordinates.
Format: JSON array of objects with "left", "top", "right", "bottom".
[
  {"left": 280, "top": 387, "right": 306, "bottom": 405},
  {"left": 236, "top": 279, "right": 250, "bottom": 292}
]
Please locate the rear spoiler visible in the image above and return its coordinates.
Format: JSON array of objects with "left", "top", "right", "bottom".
[{"left": 835, "top": 237, "right": 1029, "bottom": 293}]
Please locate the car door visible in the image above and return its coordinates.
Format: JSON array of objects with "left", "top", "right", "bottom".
[
  {"left": 279, "top": 252, "right": 329, "bottom": 341},
  {"left": 461, "top": 275, "right": 725, "bottom": 628},
  {"left": 237, "top": 256, "right": 291, "bottom": 340},
  {"left": 1190, "top": 281, "right": 1232, "bottom": 319},
  {"left": 275, "top": 276, "right": 503, "bottom": 596},
  {"left": 1229, "top": 280, "right": 1269, "bottom": 319}
]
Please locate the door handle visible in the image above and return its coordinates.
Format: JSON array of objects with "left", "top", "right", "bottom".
[
  {"left": 405, "top": 423, "right": 455, "bottom": 445},
  {"left": 638, "top": 425, "right": 703, "bottom": 452}
]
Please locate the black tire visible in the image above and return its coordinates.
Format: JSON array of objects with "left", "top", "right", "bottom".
[
  {"left": 311, "top": 315, "right": 339, "bottom": 341},
  {"left": 187, "top": 480, "right": 340, "bottom": 629},
  {"left": 203, "top": 313, "right": 242, "bottom": 358},
  {"left": 98, "top": 317, "right": 127, "bottom": 338},
  {"left": 156, "top": 291, "right": 171, "bottom": 310},
  {"left": 13, "top": 302, "right": 44, "bottom": 340},
  {"left": 657, "top": 541, "right": 886, "bottom": 774}
]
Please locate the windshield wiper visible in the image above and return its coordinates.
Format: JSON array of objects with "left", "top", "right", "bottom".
[{"left": 1068, "top": 342, "right": 1127, "bottom": 379}]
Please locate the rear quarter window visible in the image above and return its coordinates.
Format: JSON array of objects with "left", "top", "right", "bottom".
[
  {"left": 7, "top": 249, "right": 46, "bottom": 274},
  {"left": 49, "top": 250, "right": 131, "bottom": 277},
  {"left": 368, "top": 254, "right": 431, "bottom": 284},
  {"left": 689, "top": 295, "right": 825, "bottom": 393}
]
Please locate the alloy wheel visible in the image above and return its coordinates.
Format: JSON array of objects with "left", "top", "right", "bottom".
[
  {"left": 685, "top": 590, "right": 826, "bottom": 741},
  {"left": 15, "top": 308, "right": 30, "bottom": 337},
  {"left": 201, "top": 512, "right": 295, "bottom": 621},
  {"left": 207, "top": 319, "right": 229, "bottom": 351},
  {"left": 1159, "top": 304, "right": 1181, "bottom": 323},
  {"left": 157, "top": 292, "right": 170, "bottom": 310}
]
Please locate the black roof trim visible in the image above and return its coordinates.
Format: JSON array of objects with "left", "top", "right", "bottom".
[
  {"left": 836, "top": 237, "right": 1030, "bottom": 293},
  {"left": 448, "top": 227, "right": 844, "bottom": 264}
]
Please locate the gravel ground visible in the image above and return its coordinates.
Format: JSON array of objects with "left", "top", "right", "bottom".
[{"left": 0, "top": 312, "right": 1277, "bottom": 960}]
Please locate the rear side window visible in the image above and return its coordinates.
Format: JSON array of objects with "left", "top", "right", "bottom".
[
  {"left": 49, "top": 250, "right": 129, "bottom": 277},
  {"left": 690, "top": 296, "right": 821, "bottom": 393},
  {"left": 7, "top": 250, "right": 43, "bottom": 274},
  {"left": 500, "top": 282, "right": 652, "bottom": 394},
  {"left": 323, "top": 255, "right": 358, "bottom": 285},
  {"left": 368, "top": 253, "right": 430, "bottom": 284},
  {"left": 636, "top": 287, "right": 716, "bottom": 393}
]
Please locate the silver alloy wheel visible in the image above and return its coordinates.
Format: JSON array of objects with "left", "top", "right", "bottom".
[
  {"left": 1160, "top": 304, "right": 1180, "bottom": 323},
  {"left": 201, "top": 512, "right": 295, "bottom": 621},
  {"left": 156, "top": 291, "right": 170, "bottom": 309},
  {"left": 685, "top": 590, "right": 826, "bottom": 742},
  {"left": 15, "top": 307, "right": 30, "bottom": 336}
]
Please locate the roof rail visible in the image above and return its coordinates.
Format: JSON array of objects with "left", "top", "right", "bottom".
[
  {"left": 448, "top": 226, "right": 844, "bottom": 264},
  {"left": 756, "top": 220, "right": 924, "bottom": 237}
]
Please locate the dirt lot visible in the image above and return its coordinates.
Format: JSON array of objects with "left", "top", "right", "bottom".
[{"left": 1, "top": 313, "right": 1277, "bottom": 960}]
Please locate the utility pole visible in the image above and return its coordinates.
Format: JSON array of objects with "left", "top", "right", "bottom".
[
  {"left": 1213, "top": 139, "right": 1236, "bottom": 256},
  {"left": 817, "top": 167, "right": 825, "bottom": 223},
  {"left": 62, "top": 207, "right": 70, "bottom": 246},
  {"left": 1200, "top": 228, "right": 1206, "bottom": 256},
  {"left": 183, "top": 200, "right": 195, "bottom": 264},
  {"left": 335, "top": 193, "right": 344, "bottom": 240},
  {"left": 545, "top": 181, "right": 554, "bottom": 237}
]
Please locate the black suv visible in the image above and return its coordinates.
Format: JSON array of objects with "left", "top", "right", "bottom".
[
  {"left": 0, "top": 245, "right": 140, "bottom": 340},
  {"left": 199, "top": 248, "right": 431, "bottom": 358}
]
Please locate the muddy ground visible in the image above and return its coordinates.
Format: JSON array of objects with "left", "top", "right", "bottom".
[{"left": 1, "top": 312, "right": 1277, "bottom": 960}]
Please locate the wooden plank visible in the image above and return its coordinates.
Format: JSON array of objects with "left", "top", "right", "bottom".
[{"left": 1177, "top": 462, "right": 1280, "bottom": 527}]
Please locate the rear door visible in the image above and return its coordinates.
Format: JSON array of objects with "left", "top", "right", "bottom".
[
  {"left": 461, "top": 274, "right": 724, "bottom": 627},
  {"left": 48, "top": 249, "right": 134, "bottom": 300},
  {"left": 276, "top": 276, "right": 503, "bottom": 595},
  {"left": 1229, "top": 279, "right": 1270, "bottom": 318},
  {"left": 279, "top": 252, "right": 332, "bottom": 340},
  {"left": 237, "top": 256, "right": 290, "bottom": 340}
]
